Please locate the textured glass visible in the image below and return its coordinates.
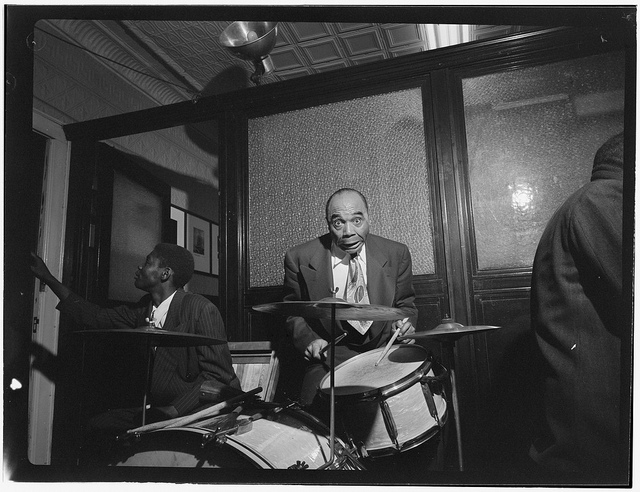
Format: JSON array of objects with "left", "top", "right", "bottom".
[
  {"left": 463, "top": 51, "right": 625, "bottom": 270},
  {"left": 248, "top": 88, "right": 435, "bottom": 287},
  {"left": 109, "top": 170, "right": 163, "bottom": 302}
]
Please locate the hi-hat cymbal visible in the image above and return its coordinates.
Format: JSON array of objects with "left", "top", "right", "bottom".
[
  {"left": 399, "top": 319, "right": 501, "bottom": 342},
  {"left": 73, "top": 328, "right": 227, "bottom": 347},
  {"left": 253, "top": 298, "right": 413, "bottom": 321}
]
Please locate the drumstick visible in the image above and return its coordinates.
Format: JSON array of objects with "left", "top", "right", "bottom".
[
  {"left": 319, "top": 332, "right": 347, "bottom": 356},
  {"left": 126, "top": 386, "right": 262, "bottom": 434},
  {"left": 375, "top": 318, "right": 408, "bottom": 366}
]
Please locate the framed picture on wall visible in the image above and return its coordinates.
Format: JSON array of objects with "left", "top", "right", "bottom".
[
  {"left": 186, "top": 213, "right": 211, "bottom": 273},
  {"left": 211, "top": 223, "right": 219, "bottom": 276}
]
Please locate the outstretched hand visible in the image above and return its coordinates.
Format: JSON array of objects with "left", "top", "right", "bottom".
[{"left": 30, "top": 252, "right": 53, "bottom": 281}]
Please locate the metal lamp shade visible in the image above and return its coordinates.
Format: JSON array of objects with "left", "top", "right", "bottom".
[{"left": 219, "top": 21, "right": 278, "bottom": 63}]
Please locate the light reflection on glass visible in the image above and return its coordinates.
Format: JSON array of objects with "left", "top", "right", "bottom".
[{"left": 509, "top": 181, "right": 535, "bottom": 214}]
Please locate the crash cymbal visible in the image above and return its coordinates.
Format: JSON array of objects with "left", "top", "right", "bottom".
[
  {"left": 252, "top": 297, "right": 413, "bottom": 321},
  {"left": 399, "top": 318, "right": 501, "bottom": 342},
  {"left": 73, "top": 328, "right": 227, "bottom": 347}
]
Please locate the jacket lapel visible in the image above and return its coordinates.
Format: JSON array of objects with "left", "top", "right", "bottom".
[
  {"left": 366, "top": 235, "right": 392, "bottom": 307},
  {"left": 302, "top": 236, "right": 334, "bottom": 301}
]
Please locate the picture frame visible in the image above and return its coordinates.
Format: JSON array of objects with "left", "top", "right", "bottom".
[
  {"left": 170, "top": 206, "right": 186, "bottom": 247},
  {"left": 186, "top": 213, "right": 211, "bottom": 274}
]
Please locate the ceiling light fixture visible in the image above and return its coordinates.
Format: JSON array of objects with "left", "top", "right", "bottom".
[{"left": 219, "top": 21, "right": 278, "bottom": 85}]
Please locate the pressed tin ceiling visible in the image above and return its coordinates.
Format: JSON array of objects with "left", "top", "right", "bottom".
[
  {"left": 119, "top": 20, "right": 523, "bottom": 89},
  {"left": 34, "top": 19, "right": 527, "bottom": 105}
]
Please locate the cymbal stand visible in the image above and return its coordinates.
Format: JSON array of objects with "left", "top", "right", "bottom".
[
  {"left": 141, "top": 339, "right": 153, "bottom": 426},
  {"left": 320, "top": 302, "right": 337, "bottom": 469},
  {"left": 442, "top": 339, "right": 464, "bottom": 471}
]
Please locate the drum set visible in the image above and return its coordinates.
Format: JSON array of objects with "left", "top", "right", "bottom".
[{"left": 78, "top": 299, "right": 499, "bottom": 471}]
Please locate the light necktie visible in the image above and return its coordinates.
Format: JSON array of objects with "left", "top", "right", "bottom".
[{"left": 345, "top": 254, "right": 372, "bottom": 334}]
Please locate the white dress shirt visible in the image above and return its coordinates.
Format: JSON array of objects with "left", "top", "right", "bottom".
[{"left": 149, "top": 290, "right": 177, "bottom": 329}]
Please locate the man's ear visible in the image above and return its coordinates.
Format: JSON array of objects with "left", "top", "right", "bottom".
[{"left": 161, "top": 267, "right": 173, "bottom": 282}]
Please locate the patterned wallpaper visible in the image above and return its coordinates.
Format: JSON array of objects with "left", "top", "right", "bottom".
[{"left": 248, "top": 87, "right": 436, "bottom": 287}]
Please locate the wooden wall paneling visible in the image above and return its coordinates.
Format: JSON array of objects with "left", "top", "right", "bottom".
[
  {"left": 436, "top": 66, "right": 485, "bottom": 455},
  {"left": 418, "top": 77, "right": 451, "bottom": 328},
  {"left": 245, "top": 286, "right": 286, "bottom": 342},
  {"left": 428, "top": 69, "right": 470, "bottom": 324},
  {"left": 466, "top": 290, "right": 539, "bottom": 468},
  {"left": 428, "top": 67, "right": 481, "bottom": 464},
  {"left": 219, "top": 109, "right": 249, "bottom": 341}
]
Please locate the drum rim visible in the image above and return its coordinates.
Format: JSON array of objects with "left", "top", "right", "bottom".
[
  {"left": 362, "top": 420, "right": 443, "bottom": 458},
  {"left": 318, "top": 344, "right": 431, "bottom": 400}
]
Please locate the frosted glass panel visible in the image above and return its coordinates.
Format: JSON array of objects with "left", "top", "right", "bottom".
[
  {"left": 463, "top": 51, "right": 625, "bottom": 270},
  {"left": 109, "top": 170, "right": 163, "bottom": 301},
  {"left": 248, "top": 88, "right": 435, "bottom": 287}
]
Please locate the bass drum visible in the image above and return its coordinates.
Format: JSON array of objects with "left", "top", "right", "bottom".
[{"left": 112, "top": 406, "right": 364, "bottom": 470}]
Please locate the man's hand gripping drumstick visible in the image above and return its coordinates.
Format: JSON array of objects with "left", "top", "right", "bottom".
[{"left": 375, "top": 317, "right": 414, "bottom": 366}]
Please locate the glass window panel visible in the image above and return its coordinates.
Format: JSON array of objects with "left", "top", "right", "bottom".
[
  {"left": 109, "top": 170, "right": 163, "bottom": 302},
  {"left": 463, "top": 51, "right": 625, "bottom": 270},
  {"left": 248, "top": 88, "right": 436, "bottom": 287}
]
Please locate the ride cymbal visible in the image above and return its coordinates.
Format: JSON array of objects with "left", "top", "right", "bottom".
[
  {"left": 73, "top": 328, "right": 227, "bottom": 347},
  {"left": 399, "top": 318, "right": 501, "bottom": 342},
  {"left": 252, "top": 297, "right": 413, "bottom": 321}
]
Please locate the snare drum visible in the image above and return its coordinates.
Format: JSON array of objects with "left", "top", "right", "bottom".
[
  {"left": 112, "top": 406, "right": 363, "bottom": 470},
  {"left": 319, "top": 344, "right": 447, "bottom": 458}
]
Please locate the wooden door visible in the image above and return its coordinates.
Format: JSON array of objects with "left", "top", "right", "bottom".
[{"left": 51, "top": 141, "right": 172, "bottom": 464}]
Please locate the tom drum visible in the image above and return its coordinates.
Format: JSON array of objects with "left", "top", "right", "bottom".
[{"left": 319, "top": 344, "right": 447, "bottom": 458}]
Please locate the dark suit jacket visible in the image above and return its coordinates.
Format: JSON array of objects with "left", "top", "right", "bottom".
[
  {"left": 57, "top": 289, "right": 241, "bottom": 416},
  {"left": 283, "top": 233, "right": 418, "bottom": 355},
  {"left": 530, "top": 133, "right": 624, "bottom": 475}
]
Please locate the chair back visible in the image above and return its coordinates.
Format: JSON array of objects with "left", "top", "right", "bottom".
[{"left": 228, "top": 341, "right": 280, "bottom": 402}]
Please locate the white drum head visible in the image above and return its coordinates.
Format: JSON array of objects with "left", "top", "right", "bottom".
[{"left": 319, "top": 344, "right": 428, "bottom": 397}]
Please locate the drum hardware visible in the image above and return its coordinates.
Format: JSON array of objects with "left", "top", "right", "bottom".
[
  {"left": 74, "top": 327, "right": 227, "bottom": 426},
  {"left": 212, "top": 400, "right": 297, "bottom": 445},
  {"left": 420, "top": 360, "right": 449, "bottom": 428},
  {"left": 421, "top": 379, "right": 442, "bottom": 428},
  {"left": 253, "top": 297, "right": 409, "bottom": 469},
  {"left": 288, "top": 460, "right": 309, "bottom": 470},
  {"left": 356, "top": 441, "right": 369, "bottom": 459},
  {"left": 399, "top": 318, "right": 501, "bottom": 472},
  {"left": 379, "top": 400, "right": 400, "bottom": 450}
]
